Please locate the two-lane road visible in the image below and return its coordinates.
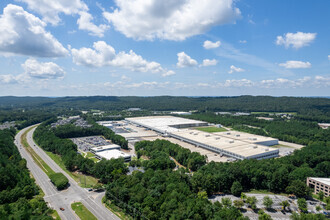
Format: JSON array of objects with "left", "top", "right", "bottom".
[{"left": 15, "top": 125, "right": 119, "bottom": 220}]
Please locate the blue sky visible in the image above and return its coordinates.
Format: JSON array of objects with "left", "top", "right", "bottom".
[{"left": 0, "top": 0, "right": 329, "bottom": 96}]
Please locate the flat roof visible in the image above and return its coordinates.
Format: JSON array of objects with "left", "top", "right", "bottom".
[
  {"left": 126, "top": 116, "right": 207, "bottom": 133},
  {"left": 171, "top": 129, "right": 278, "bottom": 158},
  {"left": 91, "top": 144, "right": 120, "bottom": 152},
  {"left": 212, "top": 130, "right": 277, "bottom": 144},
  {"left": 95, "top": 149, "right": 131, "bottom": 160},
  {"left": 309, "top": 178, "right": 330, "bottom": 186}
]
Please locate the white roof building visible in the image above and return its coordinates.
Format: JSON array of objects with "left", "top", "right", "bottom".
[{"left": 95, "top": 149, "right": 131, "bottom": 162}]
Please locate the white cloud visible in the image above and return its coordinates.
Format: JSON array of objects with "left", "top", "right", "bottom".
[
  {"left": 279, "top": 60, "right": 311, "bottom": 69},
  {"left": 328, "top": 55, "right": 330, "bottom": 60},
  {"left": 201, "top": 59, "right": 218, "bottom": 67},
  {"left": 0, "top": 74, "right": 19, "bottom": 84},
  {"left": 22, "top": 58, "right": 65, "bottom": 79},
  {"left": 162, "top": 70, "right": 175, "bottom": 77},
  {"left": 103, "top": 0, "right": 241, "bottom": 41},
  {"left": 77, "top": 11, "right": 109, "bottom": 37},
  {"left": 17, "top": 0, "right": 88, "bottom": 25},
  {"left": 239, "top": 40, "right": 247, "bottom": 44},
  {"left": 203, "top": 40, "right": 221, "bottom": 49},
  {"left": 71, "top": 41, "right": 174, "bottom": 76},
  {"left": 228, "top": 65, "right": 245, "bottom": 73},
  {"left": 177, "top": 52, "right": 198, "bottom": 68},
  {"left": 222, "top": 79, "right": 253, "bottom": 87},
  {"left": 276, "top": 32, "right": 316, "bottom": 49},
  {"left": 0, "top": 4, "right": 68, "bottom": 57}
]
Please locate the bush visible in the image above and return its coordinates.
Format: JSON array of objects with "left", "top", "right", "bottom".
[{"left": 49, "top": 173, "right": 69, "bottom": 190}]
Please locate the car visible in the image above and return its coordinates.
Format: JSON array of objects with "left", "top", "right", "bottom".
[{"left": 60, "top": 207, "right": 65, "bottom": 211}]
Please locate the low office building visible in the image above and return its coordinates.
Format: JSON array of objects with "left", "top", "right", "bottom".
[
  {"left": 307, "top": 177, "right": 330, "bottom": 197},
  {"left": 95, "top": 149, "right": 131, "bottom": 162},
  {"left": 90, "top": 144, "right": 121, "bottom": 153}
]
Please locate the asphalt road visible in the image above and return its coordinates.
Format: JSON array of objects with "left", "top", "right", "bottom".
[{"left": 15, "top": 125, "right": 119, "bottom": 220}]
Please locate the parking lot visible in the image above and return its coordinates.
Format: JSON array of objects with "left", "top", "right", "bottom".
[
  {"left": 71, "top": 136, "right": 110, "bottom": 152},
  {"left": 210, "top": 193, "right": 323, "bottom": 219}
]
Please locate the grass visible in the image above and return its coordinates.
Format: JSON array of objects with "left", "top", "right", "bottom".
[
  {"left": 86, "top": 152, "right": 95, "bottom": 158},
  {"left": 45, "top": 151, "right": 99, "bottom": 188},
  {"left": 71, "top": 202, "right": 97, "bottom": 220},
  {"left": 247, "top": 189, "right": 288, "bottom": 196},
  {"left": 270, "top": 144, "right": 293, "bottom": 148},
  {"left": 49, "top": 209, "right": 61, "bottom": 220},
  {"left": 21, "top": 127, "right": 55, "bottom": 176},
  {"left": 102, "top": 197, "right": 132, "bottom": 220},
  {"left": 195, "top": 126, "right": 227, "bottom": 133}
]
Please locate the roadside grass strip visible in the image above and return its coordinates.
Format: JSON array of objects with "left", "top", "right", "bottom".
[
  {"left": 71, "top": 202, "right": 97, "bottom": 220},
  {"left": 45, "top": 151, "right": 99, "bottom": 188},
  {"left": 102, "top": 197, "right": 132, "bottom": 220},
  {"left": 21, "top": 127, "right": 55, "bottom": 175}
]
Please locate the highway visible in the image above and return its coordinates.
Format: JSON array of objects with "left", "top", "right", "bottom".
[{"left": 15, "top": 125, "right": 119, "bottom": 220}]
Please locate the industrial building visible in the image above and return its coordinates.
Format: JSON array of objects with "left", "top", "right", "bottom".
[
  {"left": 126, "top": 116, "right": 279, "bottom": 160},
  {"left": 126, "top": 116, "right": 208, "bottom": 133},
  {"left": 90, "top": 144, "right": 121, "bottom": 153},
  {"left": 307, "top": 177, "right": 330, "bottom": 197},
  {"left": 90, "top": 144, "right": 131, "bottom": 162},
  {"left": 95, "top": 149, "right": 131, "bottom": 162}
]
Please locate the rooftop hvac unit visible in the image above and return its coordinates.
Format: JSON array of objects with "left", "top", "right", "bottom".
[
  {"left": 205, "top": 135, "right": 210, "bottom": 137},
  {"left": 265, "top": 148, "right": 269, "bottom": 151},
  {"left": 226, "top": 132, "right": 231, "bottom": 135},
  {"left": 229, "top": 140, "right": 234, "bottom": 143},
  {"left": 236, "top": 134, "right": 240, "bottom": 137},
  {"left": 215, "top": 137, "right": 220, "bottom": 140}
]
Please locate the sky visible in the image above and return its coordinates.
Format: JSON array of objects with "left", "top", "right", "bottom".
[{"left": 0, "top": 0, "right": 329, "bottom": 97}]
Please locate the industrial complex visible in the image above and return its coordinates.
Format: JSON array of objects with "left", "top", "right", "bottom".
[{"left": 124, "top": 116, "right": 279, "bottom": 160}]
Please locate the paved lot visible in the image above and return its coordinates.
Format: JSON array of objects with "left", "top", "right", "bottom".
[{"left": 210, "top": 193, "right": 323, "bottom": 219}]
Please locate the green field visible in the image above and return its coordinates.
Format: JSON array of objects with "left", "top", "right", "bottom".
[
  {"left": 195, "top": 127, "right": 227, "bottom": 133},
  {"left": 103, "top": 197, "right": 132, "bottom": 220},
  {"left": 71, "top": 202, "right": 97, "bottom": 220},
  {"left": 45, "top": 151, "right": 99, "bottom": 188}
]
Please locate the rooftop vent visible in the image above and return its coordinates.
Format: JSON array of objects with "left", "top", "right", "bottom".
[{"left": 253, "top": 145, "right": 258, "bottom": 149}]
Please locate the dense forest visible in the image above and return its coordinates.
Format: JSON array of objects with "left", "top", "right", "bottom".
[
  {"left": 0, "top": 129, "right": 52, "bottom": 219},
  {"left": 0, "top": 96, "right": 329, "bottom": 118},
  {"left": 135, "top": 139, "right": 207, "bottom": 171}
]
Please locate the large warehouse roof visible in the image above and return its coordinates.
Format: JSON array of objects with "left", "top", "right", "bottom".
[
  {"left": 171, "top": 130, "right": 278, "bottom": 159},
  {"left": 126, "top": 116, "right": 279, "bottom": 160},
  {"left": 126, "top": 116, "right": 208, "bottom": 133}
]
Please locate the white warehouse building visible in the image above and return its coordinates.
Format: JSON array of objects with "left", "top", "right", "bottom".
[{"left": 126, "top": 116, "right": 279, "bottom": 160}]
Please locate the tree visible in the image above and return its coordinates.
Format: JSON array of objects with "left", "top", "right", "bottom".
[
  {"left": 297, "top": 198, "right": 307, "bottom": 213},
  {"left": 233, "top": 200, "right": 244, "bottom": 209},
  {"left": 286, "top": 180, "right": 311, "bottom": 198},
  {"left": 258, "top": 209, "right": 272, "bottom": 220},
  {"left": 231, "top": 181, "right": 243, "bottom": 197},
  {"left": 280, "top": 200, "right": 290, "bottom": 211},
  {"left": 221, "top": 198, "right": 232, "bottom": 208},
  {"left": 246, "top": 196, "right": 257, "bottom": 210},
  {"left": 241, "top": 193, "right": 247, "bottom": 201},
  {"left": 316, "top": 206, "right": 322, "bottom": 212},
  {"left": 318, "top": 191, "right": 324, "bottom": 201},
  {"left": 263, "top": 196, "right": 273, "bottom": 209}
]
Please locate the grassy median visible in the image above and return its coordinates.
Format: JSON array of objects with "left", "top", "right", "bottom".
[
  {"left": 71, "top": 202, "right": 97, "bottom": 220},
  {"left": 21, "top": 126, "right": 55, "bottom": 175}
]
